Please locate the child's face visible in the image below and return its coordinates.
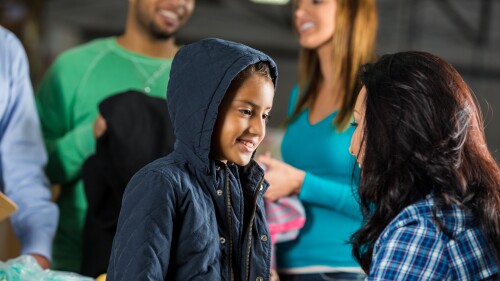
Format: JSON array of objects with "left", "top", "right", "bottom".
[{"left": 211, "top": 74, "right": 275, "bottom": 166}]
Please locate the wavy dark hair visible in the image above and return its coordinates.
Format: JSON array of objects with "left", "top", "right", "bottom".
[{"left": 350, "top": 51, "right": 500, "bottom": 272}]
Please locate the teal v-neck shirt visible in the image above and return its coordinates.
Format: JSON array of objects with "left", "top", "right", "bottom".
[{"left": 277, "top": 86, "right": 362, "bottom": 269}]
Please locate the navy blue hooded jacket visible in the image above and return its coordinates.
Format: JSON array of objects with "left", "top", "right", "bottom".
[{"left": 107, "top": 38, "right": 278, "bottom": 281}]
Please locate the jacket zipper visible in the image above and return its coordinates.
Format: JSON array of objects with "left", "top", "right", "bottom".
[
  {"left": 245, "top": 176, "right": 265, "bottom": 281},
  {"left": 225, "top": 166, "right": 235, "bottom": 281}
]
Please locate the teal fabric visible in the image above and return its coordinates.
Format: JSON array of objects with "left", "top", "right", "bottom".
[{"left": 277, "top": 86, "right": 362, "bottom": 269}]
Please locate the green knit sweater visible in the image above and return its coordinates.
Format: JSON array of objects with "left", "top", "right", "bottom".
[{"left": 36, "top": 37, "right": 173, "bottom": 272}]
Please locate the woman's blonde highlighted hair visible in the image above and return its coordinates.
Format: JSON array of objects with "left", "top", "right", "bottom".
[{"left": 288, "top": 0, "right": 378, "bottom": 131}]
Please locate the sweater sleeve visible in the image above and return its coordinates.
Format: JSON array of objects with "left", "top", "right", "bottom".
[
  {"left": 107, "top": 170, "right": 175, "bottom": 281},
  {"left": 36, "top": 54, "right": 95, "bottom": 184},
  {"left": 299, "top": 172, "right": 362, "bottom": 220}
]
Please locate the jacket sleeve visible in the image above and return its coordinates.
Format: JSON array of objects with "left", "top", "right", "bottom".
[
  {"left": 107, "top": 169, "right": 176, "bottom": 281},
  {"left": 1, "top": 31, "right": 59, "bottom": 260},
  {"left": 36, "top": 55, "right": 95, "bottom": 184}
]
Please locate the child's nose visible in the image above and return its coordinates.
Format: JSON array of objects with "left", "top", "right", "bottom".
[{"left": 249, "top": 117, "right": 266, "bottom": 136}]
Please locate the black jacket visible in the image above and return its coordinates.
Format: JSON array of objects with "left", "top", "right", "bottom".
[
  {"left": 107, "top": 38, "right": 278, "bottom": 281},
  {"left": 82, "top": 90, "right": 175, "bottom": 277}
]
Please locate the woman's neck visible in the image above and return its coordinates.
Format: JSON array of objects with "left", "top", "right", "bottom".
[
  {"left": 310, "top": 42, "right": 343, "bottom": 114},
  {"left": 316, "top": 42, "right": 334, "bottom": 88}
]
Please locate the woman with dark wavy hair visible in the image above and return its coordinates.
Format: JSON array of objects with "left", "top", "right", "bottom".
[{"left": 349, "top": 51, "right": 500, "bottom": 280}]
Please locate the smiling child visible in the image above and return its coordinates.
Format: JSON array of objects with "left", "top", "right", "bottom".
[{"left": 107, "top": 38, "right": 278, "bottom": 281}]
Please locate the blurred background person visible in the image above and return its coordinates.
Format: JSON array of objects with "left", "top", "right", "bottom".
[
  {"left": 350, "top": 51, "right": 499, "bottom": 280},
  {"left": 35, "top": 0, "right": 195, "bottom": 273},
  {"left": 0, "top": 25, "right": 58, "bottom": 270},
  {"left": 256, "top": 0, "right": 377, "bottom": 280}
]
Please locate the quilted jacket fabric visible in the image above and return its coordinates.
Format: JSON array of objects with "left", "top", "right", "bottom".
[{"left": 107, "top": 38, "right": 278, "bottom": 281}]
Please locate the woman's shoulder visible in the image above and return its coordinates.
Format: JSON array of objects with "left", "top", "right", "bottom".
[
  {"left": 378, "top": 195, "right": 485, "bottom": 248},
  {"left": 376, "top": 198, "right": 440, "bottom": 246},
  {"left": 371, "top": 197, "right": 498, "bottom": 280},
  {"left": 384, "top": 197, "right": 467, "bottom": 233}
]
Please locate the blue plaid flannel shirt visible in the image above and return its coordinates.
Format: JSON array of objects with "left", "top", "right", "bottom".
[{"left": 367, "top": 195, "right": 499, "bottom": 280}]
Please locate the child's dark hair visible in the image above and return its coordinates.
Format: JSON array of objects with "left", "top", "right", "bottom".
[{"left": 227, "top": 61, "right": 272, "bottom": 94}]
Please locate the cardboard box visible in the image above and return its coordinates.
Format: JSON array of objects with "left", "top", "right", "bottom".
[
  {"left": 0, "top": 191, "right": 17, "bottom": 222},
  {"left": 0, "top": 191, "right": 20, "bottom": 261}
]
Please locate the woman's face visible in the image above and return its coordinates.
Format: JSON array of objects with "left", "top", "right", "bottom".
[
  {"left": 294, "top": 0, "right": 337, "bottom": 50},
  {"left": 350, "top": 86, "right": 366, "bottom": 167}
]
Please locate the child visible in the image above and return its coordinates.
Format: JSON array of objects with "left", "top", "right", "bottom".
[
  {"left": 350, "top": 51, "right": 500, "bottom": 280},
  {"left": 107, "top": 38, "right": 278, "bottom": 281}
]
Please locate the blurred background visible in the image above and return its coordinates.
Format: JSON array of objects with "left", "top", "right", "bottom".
[{"left": 1, "top": 0, "right": 499, "bottom": 161}]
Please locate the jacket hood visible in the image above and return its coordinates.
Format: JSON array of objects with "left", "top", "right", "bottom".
[{"left": 167, "top": 38, "right": 278, "bottom": 173}]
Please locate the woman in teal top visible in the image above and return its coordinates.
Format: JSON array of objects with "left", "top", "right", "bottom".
[{"left": 256, "top": 0, "right": 378, "bottom": 280}]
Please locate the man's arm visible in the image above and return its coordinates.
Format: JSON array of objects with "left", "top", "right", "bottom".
[
  {"left": 1, "top": 28, "right": 59, "bottom": 268},
  {"left": 36, "top": 50, "right": 96, "bottom": 185}
]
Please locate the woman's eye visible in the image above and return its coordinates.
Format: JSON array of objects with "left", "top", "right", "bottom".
[
  {"left": 312, "top": 0, "right": 322, "bottom": 4},
  {"left": 263, "top": 114, "right": 272, "bottom": 123},
  {"left": 350, "top": 121, "right": 358, "bottom": 127}
]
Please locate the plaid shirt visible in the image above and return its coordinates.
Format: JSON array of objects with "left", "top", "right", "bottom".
[{"left": 367, "top": 195, "right": 499, "bottom": 280}]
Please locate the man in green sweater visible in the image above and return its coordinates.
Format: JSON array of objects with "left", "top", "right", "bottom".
[{"left": 36, "top": 0, "right": 195, "bottom": 273}]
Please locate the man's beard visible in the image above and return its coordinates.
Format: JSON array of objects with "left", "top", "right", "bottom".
[{"left": 148, "top": 22, "right": 177, "bottom": 40}]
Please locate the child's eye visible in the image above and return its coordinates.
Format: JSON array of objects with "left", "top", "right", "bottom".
[
  {"left": 350, "top": 121, "right": 358, "bottom": 127},
  {"left": 239, "top": 109, "right": 252, "bottom": 116},
  {"left": 312, "top": 0, "right": 323, "bottom": 4}
]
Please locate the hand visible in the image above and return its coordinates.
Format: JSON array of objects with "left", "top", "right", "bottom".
[
  {"left": 30, "top": 253, "right": 50, "bottom": 269},
  {"left": 270, "top": 269, "right": 280, "bottom": 281},
  {"left": 93, "top": 114, "right": 107, "bottom": 138},
  {"left": 256, "top": 152, "right": 305, "bottom": 201}
]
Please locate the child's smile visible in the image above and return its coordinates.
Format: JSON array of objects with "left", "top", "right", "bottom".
[{"left": 212, "top": 74, "right": 275, "bottom": 166}]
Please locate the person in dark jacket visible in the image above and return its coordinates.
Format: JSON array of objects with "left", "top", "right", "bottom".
[{"left": 107, "top": 38, "right": 278, "bottom": 281}]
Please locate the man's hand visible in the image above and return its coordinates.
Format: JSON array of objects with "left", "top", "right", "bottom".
[{"left": 94, "top": 114, "right": 107, "bottom": 138}]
